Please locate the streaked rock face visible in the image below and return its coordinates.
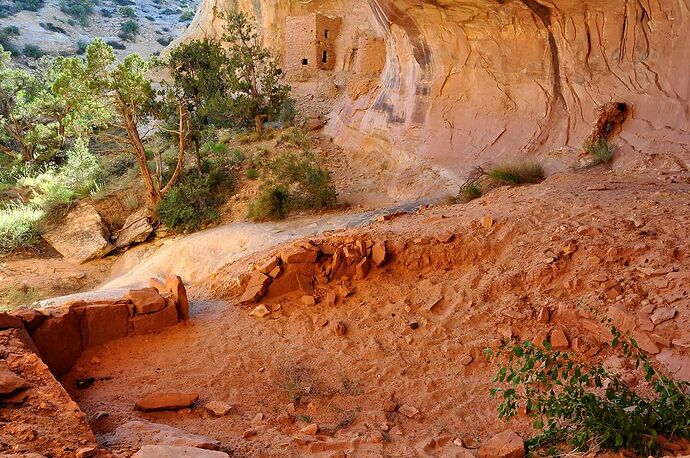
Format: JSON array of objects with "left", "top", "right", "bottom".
[{"left": 181, "top": 0, "right": 690, "bottom": 178}]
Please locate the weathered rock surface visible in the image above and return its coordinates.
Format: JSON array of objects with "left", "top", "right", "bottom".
[
  {"left": 108, "top": 420, "right": 220, "bottom": 450},
  {"left": 133, "top": 446, "right": 229, "bottom": 457},
  {"left": 42, "top": 203, "right": 114, "bottom": 264},
  {"left": 0, "top": 360, "right": 29, "bottom": 396},
  {"left": 479, "top": 430, "right": 525, "bottom": 458},
  {"left": 114, "top": 209, "right": 154, "bottom": 248},
  {"left": 135, "top": 392, "right": 199, "bottom": 412},
  {"left": 127, "top": 288, "right": 167, "bottom": 315}
]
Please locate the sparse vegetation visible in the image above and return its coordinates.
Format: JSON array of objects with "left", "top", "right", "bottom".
[
  {"left": 485, "top": 161, "right": 545, "bottom": 185},
  {"left": 0, "top": 282, "right": 40, "bottom": 310},
  {"left": 583, "top": 137, "right": 615, "bottom": 165},
  {"left": 22, "top": 43, "right": 44, "bottom": 58},
  {"left": 247, "top": 185, "right": 288, "bottom": 221},
  {"left": 0, "top": 201, "right": 42, "bottom": 252},
  {"left": 0, "top": 0, "right": 44, "bottom": 18},
  {"left": 118, "top": 19, "right": 140, "bottom": 41},
  {"left": 59, "top": 0, "right": 93, "bottom": 25},
  {"left": 490, "top": 328, "right": 690, "bottom": 455}
]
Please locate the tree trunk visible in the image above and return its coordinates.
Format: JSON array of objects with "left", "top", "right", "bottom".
[
  {"left": 254, "top": 113, "right": 263, "bottom": 135},
  {"left": 193, "top": 137, "right": 202, "bottom": 176}
]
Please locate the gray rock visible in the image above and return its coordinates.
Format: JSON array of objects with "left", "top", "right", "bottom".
[
  {"left": 114, "top": 209, "right": 153, "bottom": 248},
  {"left": 42, "top": 203, "right": 114, "bottom": 263}
]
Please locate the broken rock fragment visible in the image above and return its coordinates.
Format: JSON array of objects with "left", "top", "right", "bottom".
[
  {"left": 0, "top": 361, "right": 29, "bottom": 397},
  {"left": 127, "top": 288, "right": 167, "bottom": 315},
  {"left": 135, "top": 392, "right": 199, "bottom": 412},
  {"left": 479, "top": 430, "right": 525, "bottom": 458}
]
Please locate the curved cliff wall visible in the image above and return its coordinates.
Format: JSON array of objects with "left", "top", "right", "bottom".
[{"left": 181, "top": 0, "right": 690, "bottom": 179}]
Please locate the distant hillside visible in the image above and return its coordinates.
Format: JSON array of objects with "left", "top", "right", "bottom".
[{"left": 0, "top": 0, "right": 198, "bottom": 61}]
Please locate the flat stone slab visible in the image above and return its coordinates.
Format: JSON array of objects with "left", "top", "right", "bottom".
[
  {"left": 135, "top": 392, "right": 199, "bottom": 412},
  {"left": 107, "top": 420, "right": 220, "bottom": 450}
]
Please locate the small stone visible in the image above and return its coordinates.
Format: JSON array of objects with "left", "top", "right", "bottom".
[
  {"left": 268, "top": 265, "right": 282, "bottom": 279},
  {"left": 397, "top": 404, "right": 419, "bottom": 418},
  {"left": 371, "top": 241, "right": 387, "bottom": 266},
  {"left": 249, "top": 305, "right": 271, "bottom": 318},
  {"left": 390, "top": 426, "right": 403, "bottom": 436},
  {"left": 532, "top": 331, "right": 548, "bottom": 348},
  {"left": 205, "top": 401, "right": 232, "bottom": 416},
  {"left": 571, "top": 337, "right": 588, "bottom": 353},
  {"left": 259, "top": 256, "right": 281, "bottom": 274},
  {"left": 76, "top": 447, "right": 98, "bottom": 458},
  {"left": 481, "top": 215, "right": 494, "bottom": 229},
  {"left": 127, "top": 288, "right": 167, "bottom": 315},
  {"left": 94, "top": 411, "right": 109, "bottom": 421},
  {"left": 300, "top": 295, "right": 316, "bottom": 306},
  {"left": 370, "top": 431, "right": 385, "bottom": 443},
  {"left": 335, "top": 321, "right": 347, "bottom": 336},
  {"left": 549, "top": 330, "right": 569, "bottom": 350},
  {"left": 537, "top": 307, "right": 550, "bottom": 323},
  {"left": 301, "top": 423, "right": 319, "bottom": 435},
  {"left": 242, "top": 429, "right": 257, "bottom": 439},
  {"left": 134, "top": 392, "right": 199, "bottom": 412},
  {"left": 478, "top": 430, "right": 525, "bottom": 458},
  {"left": 650, "top": 307, "right": 676, "bottom": 325},
  {"left": 409, "top": 322, "right": 420, "bottom": 330},
  {"left": 0, "top": 361, "right": 29, "bottom": 396},
  {"left": 275, "top": 413, "right": 294, "bottom": 426},
  {"left": 383, "top": 398, "right": 398, "bottom": 412},
  {"left": 90, "top": 356, "right": 100, "bottom": 365},
  {"left": 252, "top": 412, "right": 264, "bottom": 425},
  {"left": 380, "top": 423, "right": 390, "bottom": 432},
  {"left": 460, "top": 354, "right": 473, "bottom": 366}
]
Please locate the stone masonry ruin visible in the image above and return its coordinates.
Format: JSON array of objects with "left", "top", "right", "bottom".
[{"left": 284, "top": 13, "right": 341, "bottom": 81}]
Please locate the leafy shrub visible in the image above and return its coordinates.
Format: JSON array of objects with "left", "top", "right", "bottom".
[
  {"left": 270, "top": 151, "right": 337, "bottom": 209},
  {"left": 58, "top": 138, "right": 101, "bottom": 196},
  {"left": 0, "top": 202, "right": 42, "bottom": 253},
  {"left": 460, "top": 182, "right": 482, "bottom": 202},
  {"left": 118, "top": 5, "right": 135, "bottom": 17},
  {"left": 278, "top": 127, "right": 312, "bottom": 150},
  {"left": 246, "top": 167, "right": 258, "bottom": 180},
  {"left": 179, "top": 8, "right": 193, "bottom": 21},
  {"left": 583, "top": 138, "right": 615, "bottom": 165},
  {"left": 0, "top": 0, "right": 44, "bottom": 17},
  {"left": 106, "top": 40, "right": 125, "bottom": 50},
  {"left": 247, "top": 185, "right": 288, "bottom": 222},
  {"left": 22, "top": 44, "right": 44, "bottom": 58},
  {"left": 59, "top": 0, "right": 93, "bottom": 25},
  {"left": 118, "top": 19, "right": 139, "bottom": 41},
  {"left": 485, "top": 161, "right": 544, "bottom": 185},
  {"left": 490, "top": 328, "right": 690, "bottom": 455},
  {"left": 76, "top": 39, "right": 88, "bottom": 54},
  {"left": 229, "top": 148, "right": 245, "bottom": 165}
]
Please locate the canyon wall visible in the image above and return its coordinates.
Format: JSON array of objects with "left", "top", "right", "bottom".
[{"left": 181, "top": 0, "right": 690, "bottom": 179}]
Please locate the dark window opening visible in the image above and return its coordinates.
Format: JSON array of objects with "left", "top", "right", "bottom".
[
  {"left": 302, "top": 58, "right": 308, "bottom": 65},
  {"left": 322, "top": 50, "right": 328, "bottom": 63},
  {"left": 324, "top": 29, "right": 329, "bottom": 38}
]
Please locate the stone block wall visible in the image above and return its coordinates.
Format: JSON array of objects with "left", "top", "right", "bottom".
[{"left": 284, "top": 13, "right": 341, "bottom": 81}]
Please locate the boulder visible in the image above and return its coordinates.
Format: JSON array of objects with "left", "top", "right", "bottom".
[
  {"left": 135, "top": 393, "right": 199, "bottom": 412},
  {"left": 127, "top": 288, "right": 167, "bottom": 315},
  {"left": 0, "top": 360, "right": 29, "bottom": 397},
  {"left": 42, "top": 203, "right": 114, "bottom": 263},
  {"left": 479, "top": 430, "right": 525, "bottom": 458},
  {"left": 258, "top": 256, "right": 281, "bottom": 274},
  {"left": 166, "top": 274, "right": 190, "bottom": 321},
  {"left": 239, "top": 272, "right": 272, "bottom": 303},
  {"left": 281, "top": 245, "right": 319, "bottom": 264},
  {"left": 372, "top": 241, "right": 387, "bottom": 267},
  {"left": 149, "top": 277, "right": 169, "bottom": 294},
  {"left": 651, "top": 307, "right": 676, "bottom": 325},
  {"left": 114, "top": 209, "right": 153, "bottom": 248},
  {"left": 205, "top": 401, "right": 232, "bottom": 416},
  {"left": 133, "top": 446, "right": 228, "bottom": 457}
]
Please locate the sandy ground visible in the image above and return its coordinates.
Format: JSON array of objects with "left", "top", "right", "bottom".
[{"left": 59, "top": 169, "right": 690, "bottom": 456}]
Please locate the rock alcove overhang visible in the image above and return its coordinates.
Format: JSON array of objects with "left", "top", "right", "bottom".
[{"left": 183, "top": 0, "right": 690, "bottom": 175}]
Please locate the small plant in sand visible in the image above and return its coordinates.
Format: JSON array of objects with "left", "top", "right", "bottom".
[
  {"left": 583, "top": 137, "right": 615, "bottom": 165},
  {"left": 490, "top": 327, "right": 690, "bottom": 455},
  {"left": 485, "top": 161, "right": 545, "bottom": 186}
]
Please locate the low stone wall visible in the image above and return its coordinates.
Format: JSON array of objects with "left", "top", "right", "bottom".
[{"left": 1, "top": 274, "right": 189, "bottom": 377}]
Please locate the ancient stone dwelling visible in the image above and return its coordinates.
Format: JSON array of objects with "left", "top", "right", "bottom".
[{"left": 284, "top": 13, "right": 341, "bottom": 80}]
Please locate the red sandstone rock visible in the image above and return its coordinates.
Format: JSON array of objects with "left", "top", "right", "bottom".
[
  {"left": 135, "top": 392, "right": 199, "bottom": 412},
  {"left": 80, "top": 302, "right": 130, "bottom": 348},
  {"left": 166, "top": 274, "right": 190, "bottom": 321},
  {"left": 10, "top": 307, "right": 47, "bottom": 330},
  {"left": 549, "top": 329, "right": 569, "bottom": 350},
  {"left": 31, "top": 311, "right": 82, "bottom": 376},
  {"left": 479, "top": 430, "right": 525, "bottom": 458},
  {"left": 281, "top": 245, "right": 318, "bottom": 264},
  {"left": 131, "top": 302, "right": 179, "bottom": 336},
  {"left": 0, "top": 360, "right": 29, "bottom": 396},
  {"left": 149, "top": 277, "right": 169, "bottom": 294},
  {"left": 127, "top": 288, "right": 167, "bottom": 315},
  {"left": 372, "top": 241, "right": 387, "bottom": 266},
  {"left": 0, "top": 312, "right": 24, "bottom": 330}
]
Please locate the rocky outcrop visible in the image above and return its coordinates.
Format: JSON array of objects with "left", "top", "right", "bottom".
[
  {"left": 42, "top": 203, "right": 114, "bottom": 264},
  {"left": 113, "top": 209, "right": 154, "bottom": 249},
  {"left": 182, "top": 0, "right": 690, "bottom": 181}
]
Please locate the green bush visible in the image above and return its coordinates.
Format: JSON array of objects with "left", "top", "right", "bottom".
[
  {"left": 583, "top": 138, "right": 615, "bottom": 165},
  {"left": 119, "top": 19, "right": 139, "bottom": 41},
  {"left": 490, "top": 328, "right": 690, "bottom": 455},
  {"left": 58, "top": 138, "right": 101, "bottom": 196},
  {"left": 106, "top": 40, "right": 126, "bottom": 50},
  {"left": 246, "top": 167, "right": 258, "bottom": 180},
  {"left": 0, "top": 202, "right": 42, "bottom": 253},
  {"left": 270, "top": 151, "right": 337, "bottom": 209},
  {"left": 229, "top": 148, "right": 245, "bottom": 166},
  {"left": 157, "top": 160, "right": 236, "bottom": 231},
  {"left": 59, "top": 0, "right": 93, "bottom": 25},
  {"left": 247, "top": 185, "right": 288, "bottom": 222},
  {"left": 118, "top": 5, "right": 135, "bottom": 17},
  {"left": 460, "top": 182, "right": 482, "bottom": 202},
  {"left": 179, "top": 8, "right": 193, "bottom": 21},
  {"left": 486, "top": 161, "right": 544, "bottom": 185},
  {"left": 22, "top": 44, "right": 44, "bottom": 59}
]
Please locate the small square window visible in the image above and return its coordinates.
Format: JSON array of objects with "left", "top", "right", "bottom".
[
  {"left": 324, "top": 29, "right": 329, "bottom": 38},
  {"left": 302, "top": 58, "right": 309, "bottom": 65},
  {"left": 322, "top": 50, "right": 328, "bottom": 63}
]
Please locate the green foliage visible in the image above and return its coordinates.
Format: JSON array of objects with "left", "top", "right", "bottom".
[
  {"left": 59, "top": 0, "right": 93, "bottom": 25},
  {"left": 485, "top": 161, "right": 545, "bottom": 185},
  {"left": 247, "top": 185, "right": 288, "bottom": 222},
  {"left": 22, "top": 44, "right": 43, "bottom": 59},
  {"left": 156, "top": 36, "right": 172, "bottom": 47},
  {"left": 245, "top": 167, "right": 258, "bottom": 179},
  {"left": 58, "top": 138, "right": 101, "bottom": 195},
  {"left": 460, "top": 182, "right": 482, "bottom": 202},
  {"left": 278, "top": 127, "right": 312, "bottom": 150},
  {"left": 178, "top": 8, "right": 193, "bottom": 21},
  {"left": 583, "top": 138, "right": 615, "bottom": 165},
  {"left": 118, "top": 5, "right": 135, "bottom": 17},
  {"left": 119, "top": 19, "right": 140, "bottom": 41},
  {"left": 0, "top": 282, "right": 40, "bottom": 310},
  {"left": 0, "top": 27, "right": 20, "bottom": 55},
  {"left": 490, "top": 329, "right": 690, "bottom": 455},
  {"left": 0, "top": 0, "right": 44, "bottom": 18},
  {"left": 220, "top": 11, "right": 292, "bottom": 131},
  {"left": 229, "top": 148, "right": 245, "bottom": 165},
  {"left": 0, "top": 201, "right": 42, "bottom": 252},
  {"left": 106, "top": 40, "right": 125, "bottom": 50}
]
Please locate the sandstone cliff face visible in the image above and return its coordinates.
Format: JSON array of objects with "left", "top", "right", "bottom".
[{"left": 182, "top": 0, "right": 690, "bottom": 180}]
